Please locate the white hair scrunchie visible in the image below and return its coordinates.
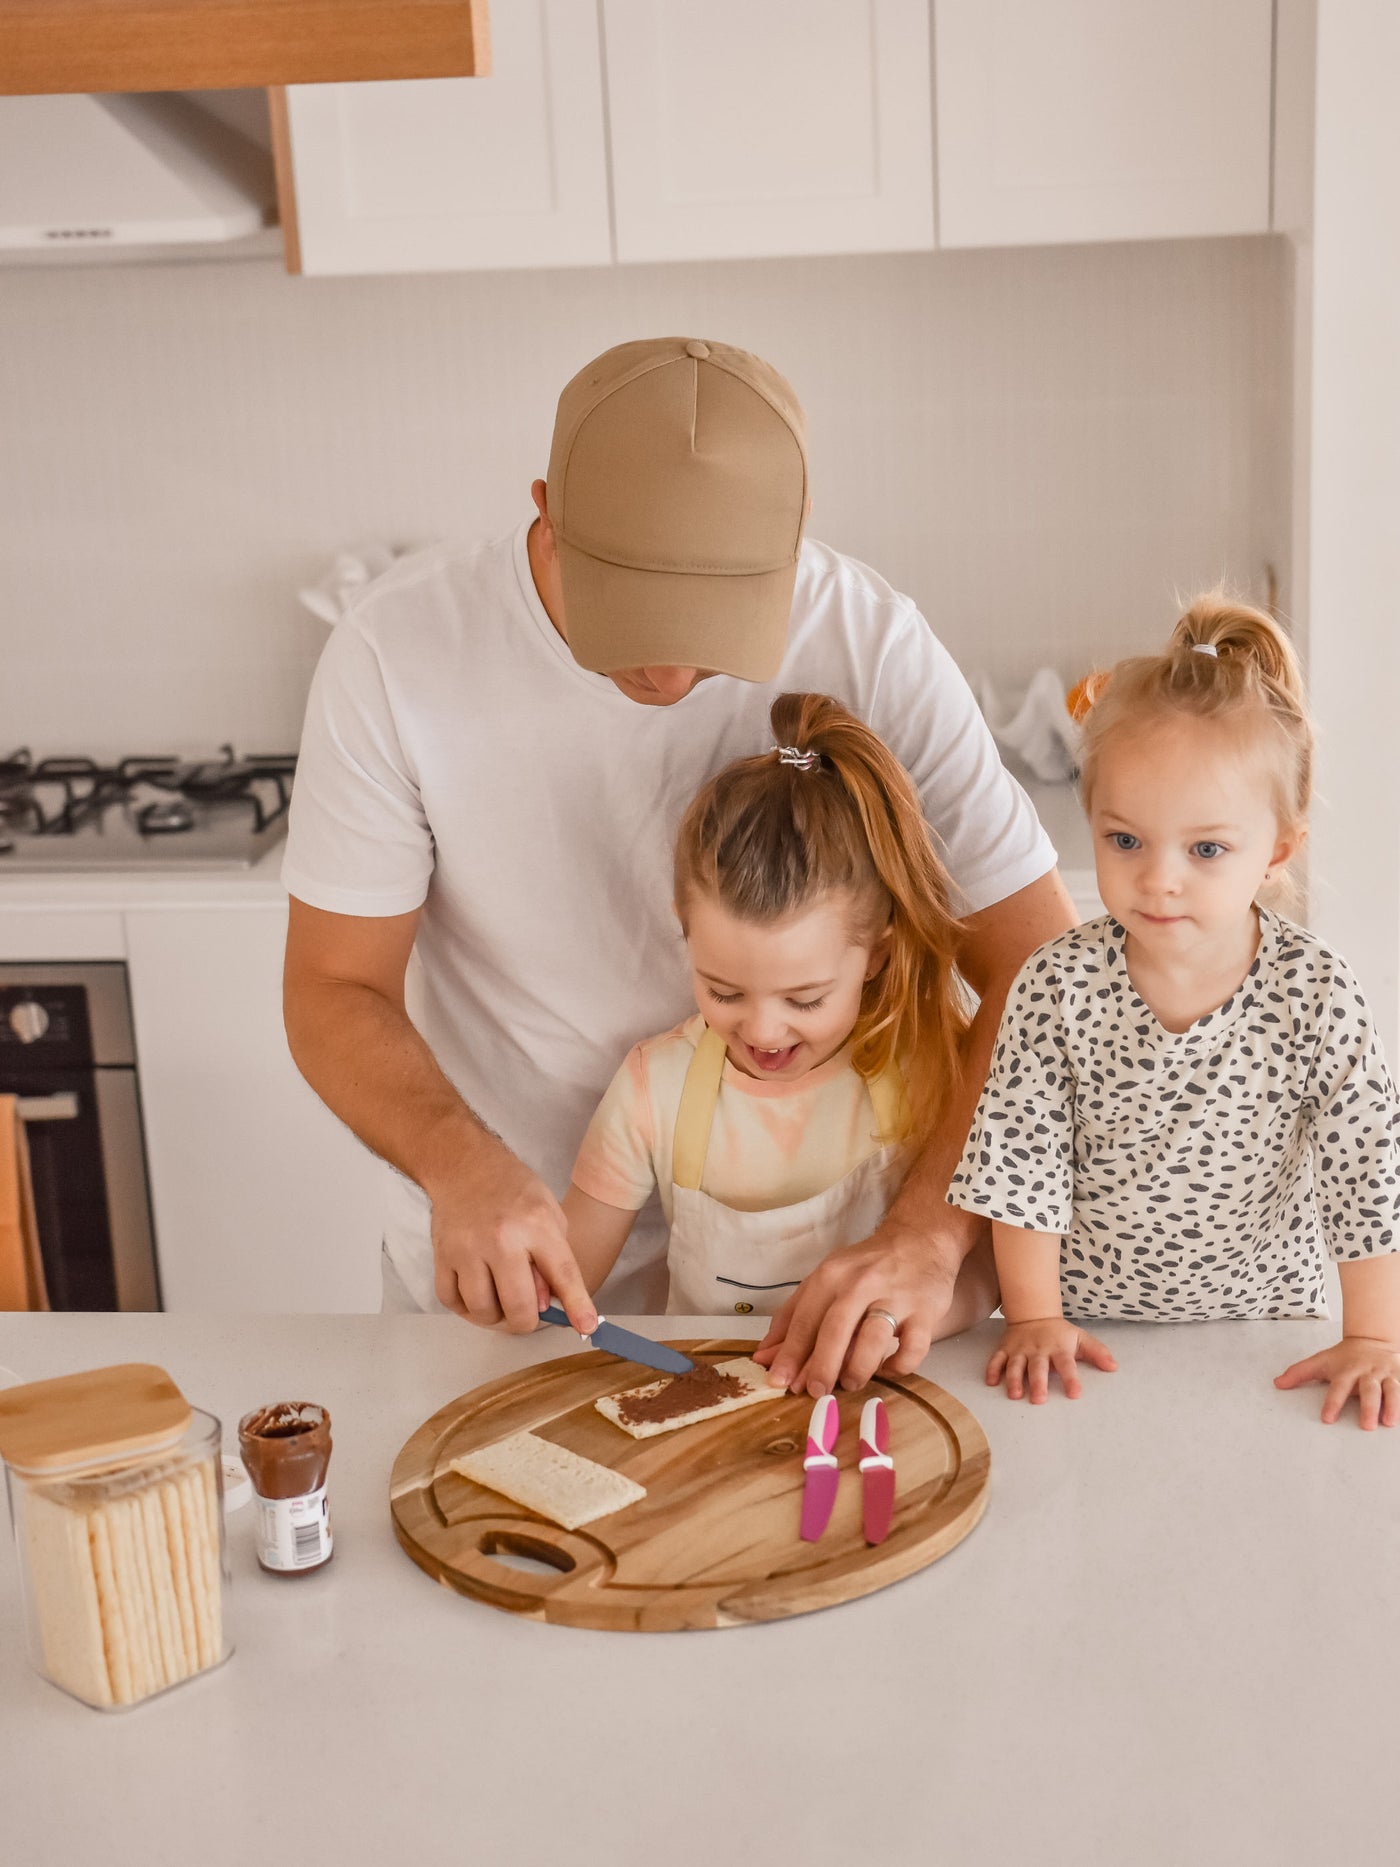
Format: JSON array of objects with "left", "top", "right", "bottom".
[{"left": 1192, "top": 642, "right": 1219, "bottom": 658}]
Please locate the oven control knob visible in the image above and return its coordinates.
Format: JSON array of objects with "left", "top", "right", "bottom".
[{"left": 8, "top": 1000, "right": 49, "bottom": 1044}]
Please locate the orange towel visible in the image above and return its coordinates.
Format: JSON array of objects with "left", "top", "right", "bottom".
[{"left": 0, "top": 1096, "right": 48, "bottom": 1310}]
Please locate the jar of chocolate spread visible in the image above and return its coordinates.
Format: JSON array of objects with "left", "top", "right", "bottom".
[{"left": 237, "top": 1403, "right": 333, "bottom": 1577}]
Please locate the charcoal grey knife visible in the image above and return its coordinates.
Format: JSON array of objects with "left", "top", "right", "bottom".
[{"left": 538, "top": 1305, "right": 694, "bottom": 1375}]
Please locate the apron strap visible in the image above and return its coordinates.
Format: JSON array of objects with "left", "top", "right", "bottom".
[
  {"left": 672, "top": 1026, "right": 729, "bottom": 1192},
  {"left": 864, "top": 1064, "right": 907, "bottom": 1147},
  {"left": 671, "top": 1027, "right": 907, "bottom": 1194}
]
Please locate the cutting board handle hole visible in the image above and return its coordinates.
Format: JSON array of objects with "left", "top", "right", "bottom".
[{"left": 479, "top": 1530, "right": 575, "bottom": 1577}]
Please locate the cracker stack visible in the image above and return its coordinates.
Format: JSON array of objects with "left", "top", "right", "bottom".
[
  {"left": 23, "top": 1456, "right": 224, "bottom": 1707},
  {"left": 0, "top": 1363, "right": 227, "bottom": 1710}
]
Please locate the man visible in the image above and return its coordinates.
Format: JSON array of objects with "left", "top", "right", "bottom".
[{"left": 282, "top": 336, "right": 1076, "bottom": 1396}]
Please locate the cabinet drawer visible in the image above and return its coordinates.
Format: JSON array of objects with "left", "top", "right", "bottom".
[{"left": 0, "top": 909, "right": 126, "bottom": 961}]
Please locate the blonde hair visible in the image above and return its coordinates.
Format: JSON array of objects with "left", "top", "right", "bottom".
[
  {"left": 673, "top": 693, "right": 971, "bottom": 1150},
  {"left": 1072, "top": 595, "right": 1313, "bottom": 892}
]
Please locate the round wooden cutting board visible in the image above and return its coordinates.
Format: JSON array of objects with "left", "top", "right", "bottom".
[{"left": 390, "top": 1339, "right": 990, "bottom": 1631}]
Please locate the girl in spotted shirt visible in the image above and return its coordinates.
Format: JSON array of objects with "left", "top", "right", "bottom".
[{"left": 949, "top": 596, "right": 1400, "bottom": 1428}]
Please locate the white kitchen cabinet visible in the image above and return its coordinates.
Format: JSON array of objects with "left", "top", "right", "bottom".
[
  {"left": 934, "top": 0, "right": 1274, "bottom": 248},
  {"left": 0, "top": 908, "right": 125, "bottom": 962},
  {"left": 603, "top": 0, "right": 934, "bottom": 262},
  {"left": 124, "top": 904, "right": 383, "bottom": 1312},
  {"left": 281, "top": 0, "right": 610, "bottom": 274}
]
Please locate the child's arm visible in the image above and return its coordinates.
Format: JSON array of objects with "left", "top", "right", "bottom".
[
  {"left": 1274, "top": 1256, "right": 1400, "bottom": 1429},
  {"left": 561, "top": 1185, "right": 641, "bottom": 1298},
  {"left": 986, "top": 1221, "right": 1117, "bottom": 1403},
  {"left": 1277, "top": 965, "right": 1400, "bottom": 1427}
]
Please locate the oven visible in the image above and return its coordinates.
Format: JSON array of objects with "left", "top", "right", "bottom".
[{"left": 0, "top": 964, "right": 160, "bottom": 1310}]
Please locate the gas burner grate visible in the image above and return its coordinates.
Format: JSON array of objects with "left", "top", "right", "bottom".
[{"left": 0, "top": 744, "right": 299, "bottom": 862}]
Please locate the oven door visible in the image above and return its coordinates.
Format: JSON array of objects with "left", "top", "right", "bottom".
[{"left": 19, "top": 1069, "right": 160, "bottom": 1311}]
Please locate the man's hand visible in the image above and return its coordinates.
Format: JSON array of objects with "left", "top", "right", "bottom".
[
  {"left": 752, "top": 1221, "right": 962, "bottom": 1397},
  {"left": 986, "top": 1316, "right": 1117, "bottom": 1402},
  {"left": 1274, "top": 1336, "right": 1400, "bottom": 1429},
  {"left": 428, "top": 1134, "right": 597, "bottom": 1335}
]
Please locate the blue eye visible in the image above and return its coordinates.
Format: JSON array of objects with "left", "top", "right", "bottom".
[
  {"left": 1192, "top": 841, "right": 1226, "bottom": 859},
  {"left": 1108, "top": 832, "right": 1139, "bottom": 852}
]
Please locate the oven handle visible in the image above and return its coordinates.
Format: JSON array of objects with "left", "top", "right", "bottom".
[{"left": 15, "top": 1092, "right": 79, "bottom": 1122}]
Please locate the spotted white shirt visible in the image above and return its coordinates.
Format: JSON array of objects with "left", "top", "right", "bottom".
[{"left": 948, "top": 910, "right": 1400, "bottom": 1320}]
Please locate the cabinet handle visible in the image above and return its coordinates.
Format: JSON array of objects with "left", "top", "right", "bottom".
[{"left": 16, "top": 1093, "right": 79, "bottom": 1122}]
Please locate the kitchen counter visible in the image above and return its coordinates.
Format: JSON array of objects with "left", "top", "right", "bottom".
[
  {"left": 0, "top": 836, "right": 290, "bottom": 910},
  {"left": 1020, "top": 774, "right": 1101, "bottom": 916},
  {"left": 0, "top": 1312, "right": 1393, "bottom": 1866}
]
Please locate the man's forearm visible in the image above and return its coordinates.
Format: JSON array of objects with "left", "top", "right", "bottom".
[
  {"left": 880, "top": 981, "right": 1007, "bottom": 1267},
  {"left": 285, "top": 978, "right": 499, "bottom": 1199}
]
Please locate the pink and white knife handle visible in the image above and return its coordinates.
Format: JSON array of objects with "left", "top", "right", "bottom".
[
  {"left": 858, "top": 1396, "right": 893, "bottom": 1472},
  {"left": 804, "top": 1392, "right": 840, "bottom": 1469}
]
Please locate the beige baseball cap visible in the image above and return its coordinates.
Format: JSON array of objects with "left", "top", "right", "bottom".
[{"left": 545, "top": 337, "right": 808, "bottom": 682}]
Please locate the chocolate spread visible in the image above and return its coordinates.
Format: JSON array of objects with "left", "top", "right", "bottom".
[
  {"left": 613, "top": 1363, "right": 746, "bottom": 1428},
  {"left": 238, "top": 1403, "right": 332, "bottom": 1499},
  {"left": 237, "top": 1403, "right": 334, "bottom": 1577}
]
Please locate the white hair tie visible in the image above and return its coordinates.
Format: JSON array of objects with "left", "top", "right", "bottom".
[
  {"left": 774, "top": 744, "right": 821, "bottom": 770},
  {"left": 1192, "top": 642, "right": 1219, "bottom": 658}
]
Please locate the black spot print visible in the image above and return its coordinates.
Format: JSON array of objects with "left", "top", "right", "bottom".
[{"left": 947, "top": 911, "right": 1400, "bottom": 1321}]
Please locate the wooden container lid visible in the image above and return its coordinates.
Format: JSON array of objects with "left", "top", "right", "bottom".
[{"left": 0, "top": 1363, "right": 192, "bottom": 1474}]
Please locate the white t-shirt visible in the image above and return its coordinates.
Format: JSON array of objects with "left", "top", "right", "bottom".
[
  {"left": 571, "top": 1014, "right": 890, "bottom": 1223},
  {"left": 282, "top": 521, "right": 1056, "bottom": 1310},
  {"left": 948, "top": 910, "right": 1400, "bottom": 1320}
]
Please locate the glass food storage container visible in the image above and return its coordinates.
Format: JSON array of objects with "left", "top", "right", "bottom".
[{"left": 0, "top": 1362, "right": 234, "bottom": 1709}]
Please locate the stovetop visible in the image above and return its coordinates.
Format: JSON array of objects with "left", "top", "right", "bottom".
[{"left": 0, "top": 746, "right": 297, "bottom": 872}]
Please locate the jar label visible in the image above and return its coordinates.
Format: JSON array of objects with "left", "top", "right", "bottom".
[{"left": 254, "top": 1483, "right": 332, "bottom": 1571}]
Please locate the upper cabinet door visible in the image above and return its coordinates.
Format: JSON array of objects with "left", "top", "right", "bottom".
[
  {"left": 283, "top": 0, "right": 610, "bottom": 275},
  {"left": 603, "top": 0, "right": 935, "bottom": 263},
  {"left": 934, "top": 0, "right": 1273, "bottom": 247}
]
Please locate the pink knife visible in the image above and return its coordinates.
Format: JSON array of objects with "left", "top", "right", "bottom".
[
  {"left": 859, "top": 1397, "right": 895, "bottom": 1545},
  {"left": 800, "top": 1394, "right": 840, "bottom": 1542}
]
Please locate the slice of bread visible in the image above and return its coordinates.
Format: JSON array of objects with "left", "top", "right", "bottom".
[
  {"left": 448, "top": 1432, "right": 645, "bottom": 1532},
  {"left": 595, "top": 1356, "right": 786, "bottom": 1440}
]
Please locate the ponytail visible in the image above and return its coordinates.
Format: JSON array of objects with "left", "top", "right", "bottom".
[
  {"left": 674, "top": 693, "right": 971, "bottom": 1148},
  {"left": 1074, "top": 592, "right": 1313, "bottom": 840}
]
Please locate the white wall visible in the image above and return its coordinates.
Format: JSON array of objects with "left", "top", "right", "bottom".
[
  {"left": 1305, "top": 2, "right": 1400, "bottom": 1051},
  {"left": 0, "top": 234, "right": 1290, "bottom": 757}
]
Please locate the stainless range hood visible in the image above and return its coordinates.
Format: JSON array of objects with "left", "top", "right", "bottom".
[{"left": 0, "top": 92, "right": 276, "bottom": 250}]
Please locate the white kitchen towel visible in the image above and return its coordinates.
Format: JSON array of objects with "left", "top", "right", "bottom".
[
  {"left": 298, "top": 545, "right": 404, "bottom": 626},
  {"left": 977, "top": 667, "right": 1081, "bottom": 782}
]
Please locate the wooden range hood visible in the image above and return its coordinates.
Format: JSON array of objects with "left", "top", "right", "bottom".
[{"left": 0, "top": 0, "right": 490, "bottom": 94}]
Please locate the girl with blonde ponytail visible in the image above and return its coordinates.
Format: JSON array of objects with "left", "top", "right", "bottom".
[
  {"left": 562, "top": 692, "right": 999, "bottom": 1335},
  {"left": 950, "top": 594, "right": 1400, "bottom": 1428}
]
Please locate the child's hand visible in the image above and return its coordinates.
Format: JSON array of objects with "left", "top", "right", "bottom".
[
  {"left": 1273, "top": 1336, "right": 1400, "bottom": 1429},
  {"left": 986, "top": 1317, "right": 1118, "bottom": 1403}
]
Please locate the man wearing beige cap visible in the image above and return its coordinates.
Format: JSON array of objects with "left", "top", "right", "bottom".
[{"left": 282, "top": 336, "right": 1075, "bottom": 1396}]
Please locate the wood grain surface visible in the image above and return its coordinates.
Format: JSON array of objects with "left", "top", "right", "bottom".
[
  {"left": 0, "top": 0, "right": 490, "bottom": 96},
  {"left": 390, "top": 1340, "right": 990, "bottom": 1631},
  {"left": 0, "top": 1362, "right": 190, "bottom": 1472}
]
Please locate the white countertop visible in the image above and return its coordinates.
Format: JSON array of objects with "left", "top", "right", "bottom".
[
  {"left": 0, "top": 837, "right": 290, "bottom": 910},
  {"left": 0, "top": 783, "right": 1094, "bottom": 917},
  {"left": 1020, "top": 775, "right": 1100, "bottom": 912},
  {"left": 0, "top": 1311, "right": 1393, "bottom": 1867}
]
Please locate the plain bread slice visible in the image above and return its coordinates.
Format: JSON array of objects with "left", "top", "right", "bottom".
[{"left": 448, "top": 1431, "right": 645, "bottom": 1532}]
